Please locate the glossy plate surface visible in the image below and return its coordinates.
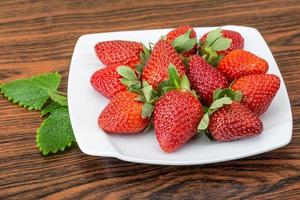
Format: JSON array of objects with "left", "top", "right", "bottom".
[{"left": 68, "top": 25, "right": 292, "bottom": 165}]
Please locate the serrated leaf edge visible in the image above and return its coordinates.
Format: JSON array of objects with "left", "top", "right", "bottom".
[
  {"left": 1, "top": 92, "right": 45, "bottom": 110},
  {"left": 36, "top": 120, "right": 76, "bottom": 155},
  {"left": 0, "top": 72, "right": 61, "bottom": 110}
]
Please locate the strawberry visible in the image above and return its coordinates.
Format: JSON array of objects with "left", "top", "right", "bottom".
[
  {"left": 208, "top": 102, "right": 263, "bottom": 142},
  {"left": 98, "top": 66, "right": 159, "bottom": 134},
  {"left": 98, "top": 91, "right": 149, "bottom": 134},
  {"left": 90, "top": 66, "right": 126, "bottom": 99},
  {"left": 188, "top": 55, "right": 228, "bottom": 106},
  {"left": 231, "top": 74, "right": 280, "bottom": 116},
  {"left": 200, "top": 29, "right": 244, "bottom": 56},
  {"left": 166, "top": 25, "right": 197, "bottom": 57},
  {"left": 154, "top": 65, "right": 203, "bottom": 152},
  {"left": 142, "top": 40, "right": 186, "bottom": 88},
  {"left": 94, "top": 40, "right": 143, "bottom": 68},
  {"left": 218, "top": 49, "right": 269, "bottom": 81}
]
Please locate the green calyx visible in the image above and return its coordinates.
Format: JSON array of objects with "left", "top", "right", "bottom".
[
  {"left": 198, "top": 96, "right": 232, "bottom": 131},
  {"left": 169, "top": 64, "right": 193, "bottom": 93},
  {"left": 197, "top": 88, "right": 243, "bottom": 132},
  {"left": 117, "top": 66, "right": 142, "bottom": 94},
  {"left": 213, "top": 88, "right": 242, "bottom": 102},
  {"left": 136, "top": 43, "right": 152, "bottom": 78},
  {"left": 140, "top": 81, "right": 159, "bottom": 118},
  {"left": 172, "top": 29, "right": 197, "bottom": 54},
  {"left": 168, "top": 64, "right": 181, "bottom": 89},
  {"left": 156, "top": 64, "right": 197, "bottom": 99},
  {"left": 200, "top": 28, "right": 232, "bottom": 66},
  {"left": 182, "top": 57, "right": 190, "bottom": 70},
  {"left": 117, "top": 66, "right": 158, "bottom": 119}
]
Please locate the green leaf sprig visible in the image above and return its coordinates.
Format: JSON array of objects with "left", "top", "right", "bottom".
[{"left": 0, "top": 72, "right": 75, "bottom": 155}]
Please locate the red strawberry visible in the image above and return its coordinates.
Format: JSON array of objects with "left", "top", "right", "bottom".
[
  {"left": 154, "top": 65, "right": 203, "bottom": 152},
  {"left": 208, "top": 102, "right": 263, "bottom": 142},
  {"left": 201, "top": 29, "right": 244, "bottom": 56},
  {"left": 231, "top": 74, "right": 280, "bottom": 116},
  {"left": 94, "top": 40, "right": 143, "bottom": 68},
  {"left": 90, "top": 66, "right": 126, "bottom": 99},
  {"left": 166, "top": 25, "right": 197, "bottom": 57},
  {"left": 188, "top": 55, "right": 228, "bottom": 106},
  {"left": 154, "top": 90, "right": 203, "bottom": 152},
  {"left": 98, "top": 91, "right": 149, "bottom": 134},
  {"left": 142, "top": 40, "right": 186, "bottom": 88},
  {"left": 218, "top": 49, "right": 269, "bottom": 81}
]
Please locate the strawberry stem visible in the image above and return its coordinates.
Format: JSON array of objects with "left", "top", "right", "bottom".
[{"left": 202, "top": 46, "right": 218, "bottom": 65}]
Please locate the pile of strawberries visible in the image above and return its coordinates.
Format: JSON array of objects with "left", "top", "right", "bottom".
[{"left": 90, "top": 25, "right": 280, "bottom": 153}]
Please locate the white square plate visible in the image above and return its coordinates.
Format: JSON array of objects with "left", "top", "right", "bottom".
[{"left": 68, "top": 25, "right": 293, "bottom": 165}]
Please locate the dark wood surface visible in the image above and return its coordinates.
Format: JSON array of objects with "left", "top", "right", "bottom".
[{"left": 1, "top": 0, "right": 300, "bottom": 199}]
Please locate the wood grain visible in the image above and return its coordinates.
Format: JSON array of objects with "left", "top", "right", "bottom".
[{"left": 0, "top": 0, "right": 300, "bottom": 199}]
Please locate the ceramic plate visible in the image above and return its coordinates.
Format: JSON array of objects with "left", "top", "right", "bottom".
[{"left": 68, "top": 25, "right": 293, "bottom": 165}]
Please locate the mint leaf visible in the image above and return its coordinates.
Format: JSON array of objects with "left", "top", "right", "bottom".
[
  {"left": 0, "top": 73, "right": 60, "bottom": 110},
  {"left": 36, "top": 107, "right": 76, "bottom": 155},
  {"left": 41, "top": 101, "right": 66, "bottom": 117},
  {"left": 48, "top": 90, "right": 67, "bottom": 106}
]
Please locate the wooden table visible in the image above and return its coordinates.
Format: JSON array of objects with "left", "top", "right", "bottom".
[{"left": 1, "top": 0, "right": 299, "bottom": 199}]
